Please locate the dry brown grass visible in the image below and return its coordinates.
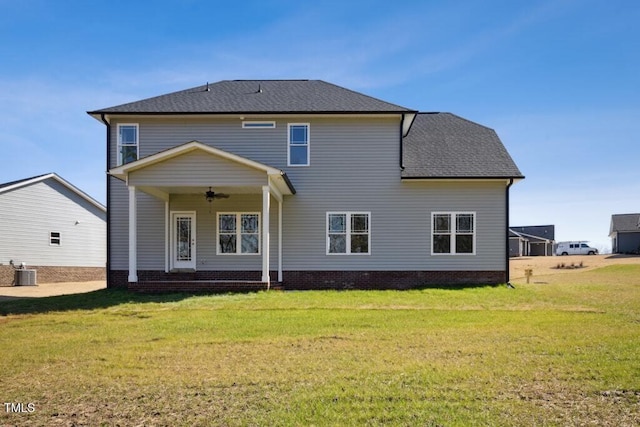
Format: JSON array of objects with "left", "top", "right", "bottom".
[{"left": 510, "top": 254, "right": 640, "bottom": 281}]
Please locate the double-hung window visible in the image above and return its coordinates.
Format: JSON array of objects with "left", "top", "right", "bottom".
[
  {"left": 432, "top": 212, "right": 475, "bottom": 255},
  {"left": 327, "top": 212, "right": 370, "bottom": 254},
  {"left": 117, "top": 123, "right": 138, "bottom": 165},
  {"left": 217, "top": 213, "right": 260, "bottom": 255},
  {"left": 288, "top": 123, "right": 309, "bottom": 166}
]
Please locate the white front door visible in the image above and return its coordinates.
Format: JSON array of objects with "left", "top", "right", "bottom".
[{"left": 171, "top": 211, "right": 196, "bottom": 270}]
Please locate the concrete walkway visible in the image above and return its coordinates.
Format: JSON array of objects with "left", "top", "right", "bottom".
[{"left": 0, "top": 281, "right": 106, "bottom": 301}]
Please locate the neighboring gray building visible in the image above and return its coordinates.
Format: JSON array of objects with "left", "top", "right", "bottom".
[
  {"left": 509, "top": 225, "right": 555, "bottom": 257},
  {"left": 0, "top": 173, "right": 106, "bottom": 285},
  {"left": 88, "top": 80, "right": 524, "bottom": 292},
  {"left": 610, "top": 213, "right": 640, "bottom": 254}
]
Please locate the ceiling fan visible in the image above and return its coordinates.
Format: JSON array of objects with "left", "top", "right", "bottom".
[{"left": 205, "top": 187, "right": 229, "bottom": 204}]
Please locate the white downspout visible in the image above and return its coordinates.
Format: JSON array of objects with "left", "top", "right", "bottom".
[
  {"left": 262, "top": 186, "right": 270, "bottom": 287},
  {"left": 278, "top": 198, "right": 283, "bottom": 283}
]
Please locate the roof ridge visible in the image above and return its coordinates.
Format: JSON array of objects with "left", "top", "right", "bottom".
[
  {"left": 88, "top": 79, "right": 416, "bottom": 115},
  {"left": 0, "top": 172, "right": 53, "bottom": 189},
  {"left": 230, "top": 79, "right": 310, "bottom": 82},
  {"left": 317, "top": 80, "right": 416, "bottom": 112}
]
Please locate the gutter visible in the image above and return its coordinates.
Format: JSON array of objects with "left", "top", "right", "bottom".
[
  {"left": 101, "top": 114, "right": 111, "bottom": 288},
  {"left": 280, "top": 172, "right": 297, "bottom": 195},
  {"left": 401, "top": 175, "right": 526, "bottom": 181},
  {"left": 506, "top": 178, "right": 514, "bottom": 285},
  {"left": 87, "top": 110, "right": 415, "bottom": 117}
]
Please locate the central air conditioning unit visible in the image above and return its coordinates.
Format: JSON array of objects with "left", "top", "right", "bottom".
[{"left": 15, "top": 269, "right": 37, "bottom": 286}]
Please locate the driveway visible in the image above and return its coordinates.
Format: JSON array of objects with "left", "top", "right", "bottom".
[{"left": 0, "top": 281, "right": 106, "bottom": 301}]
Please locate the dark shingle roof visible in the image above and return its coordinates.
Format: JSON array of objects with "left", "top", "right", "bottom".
[
  {"left": 88, "top": 80, "right": 415, "bottom": 115},
  {"left": 610, "top": 214, "right": 640, "bottom": 233},
  {"left": 510, "top": 225, "right": 555, "bottom": 241},
  {"left": 509, "top": 229, "right": 554, "bottom": 243},
  {"left": 402, "top": 113, "right": 524, "bottom": 179}
]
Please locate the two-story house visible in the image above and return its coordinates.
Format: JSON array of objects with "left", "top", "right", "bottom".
[{"left": 88, "top": 80, "right": 523, "bottom": 292}]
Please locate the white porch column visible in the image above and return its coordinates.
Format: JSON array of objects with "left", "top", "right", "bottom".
[
  {"left": 164, "top": 201, "right": 169, "bottom": 273},
  {"left": 128, "top": 186, "right": 138, "bottom": 282},
  {"left": 262, "top": 186, "right": 270, "bottom": 284}
]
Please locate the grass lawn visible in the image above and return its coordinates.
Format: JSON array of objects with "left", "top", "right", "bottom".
[{"left": 1, "top": 265, "right": 639, "bottom": 426}]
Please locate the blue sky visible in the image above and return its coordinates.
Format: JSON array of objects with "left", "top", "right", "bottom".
[{"left": 1, "top": 0, "right": 638, "bottom": 251}]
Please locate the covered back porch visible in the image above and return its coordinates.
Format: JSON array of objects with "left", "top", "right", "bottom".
[{"left": 109, "top": 141, "right": 295, "bottom": 292}]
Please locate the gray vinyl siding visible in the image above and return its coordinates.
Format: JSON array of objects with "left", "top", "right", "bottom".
[
  {"left": 128, "top": 150, "right": 267, "bottom": 188},
  {"left": 0, "top": 179, "right": 106, "bottom": 267},
  {"left": 109, "top": 177, "right": 129, "bottom": 269},
  {"left": 108, "top": 116, "right": 508, "bottom": 273},
  {"left": 111, "top": 118, "right": 286, "bottom": 168},
  {"left": 137, "top": 192, "right": 165, "bottom": 269},
  {"left": 282, "top": 180, "right": 506, "bottom": 272}
]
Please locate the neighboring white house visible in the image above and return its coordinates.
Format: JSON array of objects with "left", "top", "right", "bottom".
[{"left": 0, "top": 173, "right": 106, "bottom": 285}]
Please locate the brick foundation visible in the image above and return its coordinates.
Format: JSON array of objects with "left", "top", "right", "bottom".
[
  {"left": 0, "top": 265, "right": 105, "bottom": 286},
  {"left": 130, "top": 281, "right": 272, "bottom": 293},
  {"left": 282, "top": 270, "right": 505, "bottom": 290},
  {"left": 108, "top": 270, "right": 271, "bottom": 289},
  {"left": 109, "top": 269, "right": 506, "bottom": 292}
]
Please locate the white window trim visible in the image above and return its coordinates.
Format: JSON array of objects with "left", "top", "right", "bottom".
[
  {"left": 117, "top": 123, "right": 139, "bottom": 166},
  {"left": 287, "top": 123, "right": 310, "bottom": 167},
  {"left": 431, "top": 211, "right": 476, "bottom": 256},
  {"left": 49, "top": 231, "right": 61, "bottom": 246},
  {"left": 326, "top": 211, "right": 371, "bottom": 255},
  {"left": 216, "top": 212, "right": 261, "bottom": 255},
  {"left": 242, "top": 121, "right": 276, "bottom": 129}
]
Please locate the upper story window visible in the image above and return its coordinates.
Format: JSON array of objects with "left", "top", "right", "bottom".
[
  {"left": 242, "top": 121, "right": 276, "bottom": 129},
  {"left": 117, "top": 124, "right": 138, "bottom": 165},
  {"left": 288, "top": 123, "right": 309, "bottom": 166},
  {"left": 432, "top": 212, "right": 475, "bottom": 255}
]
